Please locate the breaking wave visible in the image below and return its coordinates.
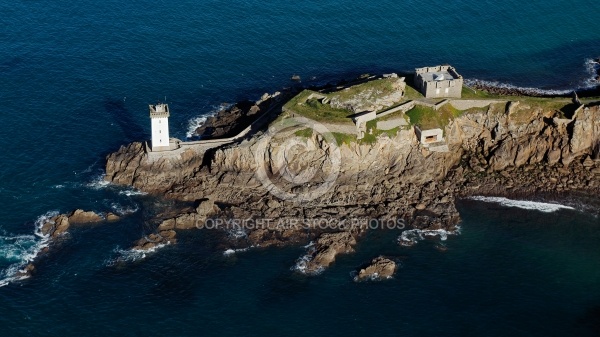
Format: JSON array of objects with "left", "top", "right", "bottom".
[
  {"left": 109, "top": 202, "right": 139, "bottom": 216},
  {"left": 465, "top": 58, "right": 599, "bottom": 96},
  {"left": 185, "top": 103, "right": 232, "bottom": 139},
  {"left": 398, "top": 226, "right": 461, "bottom": 247},
  {"left": 106, "top": 243, "right": 169, "bottom": 266},
  {"left": 0, "top": 211, "right": 56, "bottom": 287},
  {"left": 464, "top": 79, "right": 573, "bottom": 96},
  {"left": 469, "top": 196, "right": 575, "bottom": 213},
  {"left": 583, "top": 58, "right": 600, "bottom": 88},
  {"left": 118, "top": 188, "right": 147, "bottom": 197},
  {"left": 86, "top": 174, "right": 110, "bottom": 190},
  {"left": 186, "top": 116, "right": 209, "bottom": 139},
  {"left": 223, "top": 246, "right": 255, "bottom": 256},
  {"left": 291, "top": 241, "right": 323, "bottom": 275}
]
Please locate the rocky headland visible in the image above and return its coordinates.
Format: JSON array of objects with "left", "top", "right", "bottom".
[{"left": 102, "top": 76, "right": 600, "bottom": 276}]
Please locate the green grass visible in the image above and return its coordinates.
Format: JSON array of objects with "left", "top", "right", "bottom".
[
  {"left": 508, "top": 97, "right": 574, "bottom": 123},
  {"left": 378, "top": 104, "right": 411, "bottom": 122},
  {"left": 283, "top": 90, "right": 354, "bottom": 123},
  {"left": 283, "top": 78, "right": 406, "bottom": 123},
  {"left": 460, "top": 86, "right": 503, "bottom": 99},
  {"left": 330, "top": 78, "right": 397, "bottom": 102},
  {"left": 403, "top": 85, "right": 425, "bottom": 100},
  {"left": 405, "top": 103, "right": 463, "bottom": 129},
  {"left": 294, "top": 128, "right": 313, "bottom": 138},
  {"left": 332, "top": 132, "right": 356, "bottom": 146},
  {"left": 359, "top": 120, "right": 400, "bottom": 144}
]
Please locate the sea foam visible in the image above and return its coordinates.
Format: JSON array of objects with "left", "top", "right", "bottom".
[
  {"left": 464, "top": 58, "right": 600, "bottom": 96},
  {"left": 118, "top": 188, "right": 147, "bottom": 197},
  {"left": 109, "top": 202, "right": 139, "bottom": 216},
  {"left": 185, "top": 103, "right": 232, "bottom": 139},
  {"left": 186, "top": 116, "right": 209, "bottom": 139},
  {"left": 106, "top": 243, "right": 169, "bottom": 266},
  {"left": 464, "top": 79, "right": 573, "bottom": 96},
  {"left": 469, "top": 196, "right": 575, "bottom": 213},
  {"left": 398, "top": 227, "right": 461, "bottom": 247},
  {"left": 0, "top": 211, "right": 56, "bottom": 287},
  {"left": 291, "top": 241, "right": 324, "bottom": 275},
  {"left": 223, "top": 246, "right": 255, "bottom": 256},
  {"left": 86, "top": 174, "right": 110, "bottom": 190}
]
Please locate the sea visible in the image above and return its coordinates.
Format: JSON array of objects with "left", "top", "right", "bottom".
[{"left": 1, "top": 0, "right": 600, "bottom": 335}]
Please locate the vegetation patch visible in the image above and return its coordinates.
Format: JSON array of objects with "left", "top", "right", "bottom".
[
  {"left": 284, "top": 77, "right": 405, "bottom": 123},
  {"left": 283, "top": 90, "right": 354, "bottom": 123},
  {"left": 294, "top": 128, "right": 313, "bottom": 138},
  {"left": 403, "top": 85, "right": 425, "bottom": 100},
  {"left": 460, "top": 86, "right": 503, "bottom": 99},
  {"left": 332, "top": 132, "right": 356, "bottom": 146},
  {"left": 406, "top": 104, "right": 463, "bottom": 129},
  {"left": 329, "top": 78, "right": 397, "bottom": 103},
  {"left": 509, "top": 97, "right": 574, "bottom": 123}
]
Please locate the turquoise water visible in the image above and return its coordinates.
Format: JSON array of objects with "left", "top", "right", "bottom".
[{"left": 1, "top": 0, "right": 600, "bottom": 335}]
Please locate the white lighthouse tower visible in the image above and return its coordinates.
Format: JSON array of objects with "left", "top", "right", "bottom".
[{"left": 149, "top": 103, "right": 170, "bottom": 151}]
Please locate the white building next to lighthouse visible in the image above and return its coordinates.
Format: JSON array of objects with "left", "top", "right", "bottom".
[{"left": 149, "top": 103, "right": 171, "bottom": 151}]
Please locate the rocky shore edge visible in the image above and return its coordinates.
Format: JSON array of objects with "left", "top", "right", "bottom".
[
  {"left": 15, "top": 209, "right": 122, "bottom": 279},
  {"left": 25, "top": 72, "right": 600, "bottom": 282}
]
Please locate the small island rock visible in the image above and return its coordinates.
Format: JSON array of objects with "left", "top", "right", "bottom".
[{"left": 355, "top": 256, "right": 397, "bottom": 282}]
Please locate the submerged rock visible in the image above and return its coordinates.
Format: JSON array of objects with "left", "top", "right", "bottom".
[
  {"left": 132, "top": 230, "right": 177, "bottom": 251},
  {"left": 106, "top": 212, "right": 121, "bottom": 222}
]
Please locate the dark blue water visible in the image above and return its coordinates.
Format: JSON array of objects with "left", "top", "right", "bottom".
[{"left": 1, "top": 0, "right": 600, "bottom": 335}]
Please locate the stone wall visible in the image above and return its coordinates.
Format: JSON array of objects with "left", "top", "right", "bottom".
[
  {"left": 422, "top": 79, "right": 463, "bottom": 98},
  {"left": 376, "top": 101, "right": 415, "bottom": 118},
  {"left": 377, "top": 118, "right": 408, "bottom": 131}
]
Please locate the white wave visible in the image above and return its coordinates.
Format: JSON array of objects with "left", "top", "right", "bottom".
[
  {"left": 109, "top": 202, "right": 139, "bottom": 216},
  {"left": 52, "top": 184, "right": 65, "bottom": 189},
  {"left": 291, "top": 244, "right": 324, "bottom": 275},
  {"left": 223, "top": 246, "right": 255, "bottom": 256},
  {"left": 466, "top": 58, "right": 599, "bottom": 95},
  {"left": 398, "top": 226, "right": 461, "bottom": 247},
  {"left": 469, "top": 196, "right": 575, "bottom": 213},
  {"left": 86, "top": 174, "right": 110, "bottom": 190},
  {"left": 186, "top": 116, "right": 209, "bottom": 139},
  {"left": 352, "top": 272, "right": 394, "bottom": 282},
  {"left": 0, "top": 211, "right": 56, "bottom": 287},
  {"left": 118, "top": 188, "right": 147, "bottom": 197},
  {"left": 185, "top": 103, "right": 233, "bottom": 139},
  {"left": 106, "top": 243, "right": 169, "bottom": 266},
  {"left": 464, "top": 79, "right": 573, "bottom": 96},
  {"left": 303, "top": 241, "right": 315, "bottom": 249},
  {"left": 583, "top": 58, "right": 600, "bottom": 87}
]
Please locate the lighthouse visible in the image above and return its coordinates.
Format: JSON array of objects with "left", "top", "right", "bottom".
[{"left": 149, "top": 103, "right": 170, "bottom": 151}]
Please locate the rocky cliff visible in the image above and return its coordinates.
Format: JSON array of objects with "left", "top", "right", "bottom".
[{"left": 105, "top": 101, "right": 600, "bottom": 272}]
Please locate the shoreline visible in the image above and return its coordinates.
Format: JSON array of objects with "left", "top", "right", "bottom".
[
  {"left": 6, "top": 67, "right": 600, "bottom": 284},
  {"left": 100, "top": 68, "right": 600, "bottom": 276}
]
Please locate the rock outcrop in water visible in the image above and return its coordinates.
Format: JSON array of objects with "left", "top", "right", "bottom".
[
  {"left": 355, "top": 256, "right": 397, "bottom": 281},
  {"left": 104, "top": 93, "right": 600, "bottom": 273},
  {"left": 40, "top": 209, "right": 119, "bottom": 238},
  {"left": 16, "top": 209, "right": 121, "bottom": 279},
  {"left": 301, "top": 232, "right": 358, "bottom": 274}
]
